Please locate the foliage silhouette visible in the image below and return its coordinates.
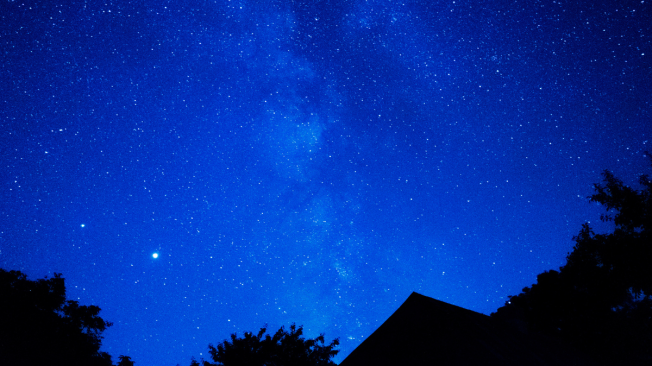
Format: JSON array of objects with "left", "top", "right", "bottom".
[
  {"left": 118, "top": 355, "right": 136, "bottom": 366},
  {"left": 192, "top": 324, "right": 339, "bottom": 366},
  {"left": 0, "top": 269, "right": 128, "bottom": 366},
  {"left": 493, "top": 159, "right": 652, "bottom": 363}
]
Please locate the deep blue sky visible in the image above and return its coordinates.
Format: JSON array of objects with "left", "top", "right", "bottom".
[{"left": 1, "top": 0, "right": 650, "bottom": 365}]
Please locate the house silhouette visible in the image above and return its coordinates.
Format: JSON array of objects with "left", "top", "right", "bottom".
[{"left": 340, "top": 292, "right": 598, "bottom": 366}]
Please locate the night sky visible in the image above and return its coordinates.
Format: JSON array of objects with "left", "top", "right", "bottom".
[{"left": 1, "top": 0, "right": 650, "bottom": 365}]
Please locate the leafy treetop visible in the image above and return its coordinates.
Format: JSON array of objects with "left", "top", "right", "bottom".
[
  {"left": 493, "top": 159, "right": 652, "bottom": 364},
  {"left": 191, "top": 324, "right": 339, "bottom": 366},
  {"left": 0, "top": 268, "right": 132, "bottom": 366}
]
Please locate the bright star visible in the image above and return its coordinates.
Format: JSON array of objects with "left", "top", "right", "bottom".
[
  {"left": 81, "top": 224, "right": 85, "bottom": 228},
  {"left": 152, "top": 253, "right": 159, "bottom": 259}
]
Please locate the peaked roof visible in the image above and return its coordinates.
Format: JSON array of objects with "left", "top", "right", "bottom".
[{"left": 339, "top": 292, "right": 598, "bottom": 366}]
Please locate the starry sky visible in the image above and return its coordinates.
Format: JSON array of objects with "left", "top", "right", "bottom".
[{"left": 1, "top": 0, "right": 650, "bottom": 365}]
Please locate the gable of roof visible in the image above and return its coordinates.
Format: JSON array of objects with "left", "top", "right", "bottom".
[{"left": 339, "top": 292, "right": 598, "bottom": 366}]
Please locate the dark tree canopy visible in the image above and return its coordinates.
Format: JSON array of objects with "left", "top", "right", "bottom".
[
  {"left": 117, "top": 355, "right": 136, "bottom": 366},
  {"left": 493, "top": 161, "right": 652, "bottom": 364},
  {"left": 0, "top": 269, "right": 130, "bottom": 366},
  {"left": 194, "top": 324, "right": 339, "bottom": 366}
]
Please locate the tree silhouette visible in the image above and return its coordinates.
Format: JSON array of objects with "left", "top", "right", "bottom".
[
  {"left": 0, "top": 269, "right": 126, "bottom": 366},
  {"left": 493, "top": 160, "right": 652, "bottom": 363},
  {"left": 193, "top": 324, "right": 339, "bottom": 366},
  {"left": 117, "top": 355, "right": 135, "bottom": 366}
]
